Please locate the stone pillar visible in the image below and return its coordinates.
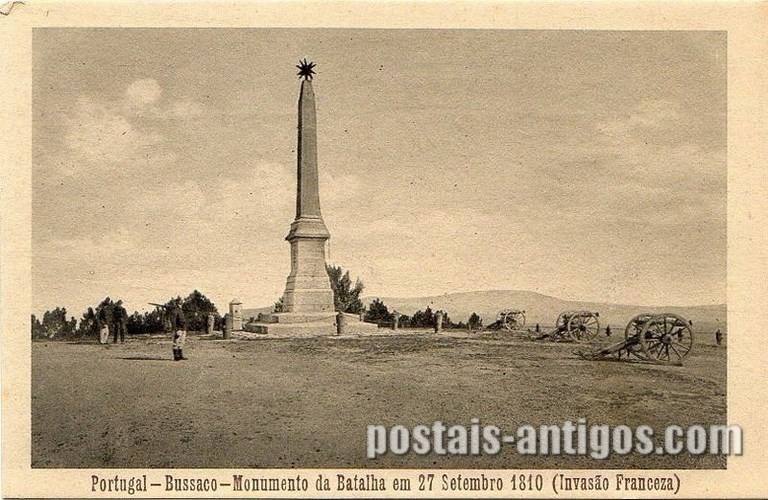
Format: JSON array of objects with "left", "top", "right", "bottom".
[
  {"left": 336, "top": 311, "right": 347, "bottom": 336},
  {"left": 434, "top": 310, "right": 444, "bottom": 333},
  {"left": 281, "top": 79, "right": 335, "bottom": 314},
  {"left": 222, "top": 314, "right": 231, "bottom": 339},
  {"left": 229, "top": 299, "right": 243, "bottom": 331}
]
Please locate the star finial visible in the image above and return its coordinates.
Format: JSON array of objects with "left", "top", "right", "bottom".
[{"left": 296, "top": 58, "right": 316, "bottom": 81}]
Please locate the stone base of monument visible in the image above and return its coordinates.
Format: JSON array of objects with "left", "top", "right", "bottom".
[{"left": 239, "top": 312, "right": 379, "bottom": 338}]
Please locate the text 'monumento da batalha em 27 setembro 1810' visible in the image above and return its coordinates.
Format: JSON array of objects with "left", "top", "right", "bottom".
[{"left": 244, "top": 60, "right": 377, "bottom": 336}]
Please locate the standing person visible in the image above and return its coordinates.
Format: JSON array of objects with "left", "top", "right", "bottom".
[
  {"left": 605, "top": 325, "right": 612, "bottom": 337},
  {"left": 715, "top": 329, "right": 723, "bottom": 346},
  {"left": 168, "top": 300, "right": 188, "bottom": 361},
  {"left": 96, "top": 316, "right": 109, "bottom": 344},
  {"left": 112, "top": 300, "right": 127, "bottom": 343},
  {"left": 434, "top": 310, "right": 444, "bottom": 334},
  {"left": 98, "top": 305, "right": 112, "bottom": 345}
]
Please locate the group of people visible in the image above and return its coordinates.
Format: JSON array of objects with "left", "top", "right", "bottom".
[
  {"left": 96, "top": 300, "right": 190, "bottom": 361},
  {"left": 96, "top": 300, "right": 128, "bottom": 344}
]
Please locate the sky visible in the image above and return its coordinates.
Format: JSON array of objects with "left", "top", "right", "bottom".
[{"left": 32, "top": 29, "right": 726, "bottom": 317}]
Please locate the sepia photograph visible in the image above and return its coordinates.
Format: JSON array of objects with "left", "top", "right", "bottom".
[
  {"left": 30, "top": 27, "right": 727, "bottom": 469},
  {"left": 2, "top": 2, "right": 766, "bottom": 498}
]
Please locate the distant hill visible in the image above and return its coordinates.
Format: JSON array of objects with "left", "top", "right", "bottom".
[
  {"left": 363, "top": 290, "right": 726, "bottom": 332},
  {"left": 242, "top": 306, "right": 273, "bottom": 320}
]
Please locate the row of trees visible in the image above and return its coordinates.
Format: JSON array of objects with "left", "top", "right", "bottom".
[
  {"left": 34, "top": 265, "right": 488, "bottom": 339},
  {"left": 322, "top": 266, "right": 485, "bottom": 329},
  {"left": 32, "top": 290, "right": 220, "bottom": 341},
  {"left": 363, "top": 298, "right": 484, "bottom": 330},
  {"left": 31, "top": 307, "right": 77, "bottom": 340}
]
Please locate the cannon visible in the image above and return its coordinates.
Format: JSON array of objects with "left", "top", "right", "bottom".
[
  {"left": 534, "top": 310, "right": 600, "bottom": 343},
  {"left": 578, "top": 313, "right": 694, "bottom": 365},
  {"left": 486, "top": 309, "right": 526, "bottom": 331}
]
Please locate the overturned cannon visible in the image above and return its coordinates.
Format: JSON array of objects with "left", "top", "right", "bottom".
[
  {"left": 578, "top": 313, "right": 694, "bottom": 365},
  {"left": 534, "top": 311, "right": 600, "bottom": 343},
  {"left": 487, "top": 309, "right": 526, "bottom": 331}
]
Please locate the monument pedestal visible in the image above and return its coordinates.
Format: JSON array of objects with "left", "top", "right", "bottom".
[
  {"left": 243, "top": 312, "right": 378, "bottom": 337},
  {"left": 281, "top": 220, "right": 334, "bottom": 314}
]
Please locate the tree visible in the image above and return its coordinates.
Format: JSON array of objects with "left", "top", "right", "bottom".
[
  {"left": 75, "top": 307, "right": 98, "bottom": 338},
  {"left": 468, "top": 312, "right": 483, "bottom": 330},
  {"left": 406, "top": 308, "right": 457, "bottom": 329},
  {"left": 326, "top": 265, "right": 364, "bottom": 314},
  {"left": 178, "top": 290, "right": 219, "bottom": 332},
  {"left": 67, "top": 315, "right": 77, "bottom": 337},
  {"left": 364, "top": 298, "right": 393, "bottom": 324},
  {"left": 441, "top": 311, "right": 456, "bottom": 329},
  {"left": 31, "top": 314, "right": 43, "bottom": 339},
  {"left": 126, "top": 311, "right": 146, "bottom": 335},
  {"left": 410, "top": 307, "right": 435, "bottom": 328},
  {"left": 142, "top": 308, "right": 166, "bottom": 333},
  {"left": 273, "top": 296, "right": 284, "bottom": 313},
  {"left": 398, "top": 314, "right": 412, "bottom": 328},
  {"left": 33, "top": 306, "right": 76, "bottom": 340}
]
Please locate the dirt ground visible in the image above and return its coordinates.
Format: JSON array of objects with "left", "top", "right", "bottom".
[{"left": 32, "top": 330, "right": 727, "bottom": 469}]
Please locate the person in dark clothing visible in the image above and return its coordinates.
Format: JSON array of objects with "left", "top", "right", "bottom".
[
  {"left": 168, "top": 301, "right": 188, "bottom": 361},
  {"left": 112, "top": 300, "right": 128, "bottom": 343}
]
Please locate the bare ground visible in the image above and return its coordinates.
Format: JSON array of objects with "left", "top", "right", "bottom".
[{"left": 31, "top": 331, "right": 726, "bottom": 469}]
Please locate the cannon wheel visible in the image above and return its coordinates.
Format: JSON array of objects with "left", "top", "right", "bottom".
[
  {"left": 625, "top": 314, "right": 655, "bottom": 340},
  {"left": 638, "top": 313, "right": 694, "bottom": 364},
  {"left": 622, "top": 314, "right": 655, "bottom": 359},
  {"left": 549, "top": 312, "right": 572, "bottom": 340},
  {"left": 567, "top": 312, "right": 600, "bottom": 342},
  {"left": 503, "top": 311, "right": 525, "bottom": 331}
]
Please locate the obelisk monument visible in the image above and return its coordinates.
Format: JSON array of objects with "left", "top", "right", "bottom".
[
  {"left": 245, "top": 60, "right": 377, "bottom": 336},
  {"left": 281, "top": 59, "right": 335, "bottom": 313}
]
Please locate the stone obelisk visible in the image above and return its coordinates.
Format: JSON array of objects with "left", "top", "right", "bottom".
[
  {"left": 280, "top": 61, "right": 334, "bottom": 314},
  {"left": 245, "top": 61, "right": 378, "bottom": 336}
]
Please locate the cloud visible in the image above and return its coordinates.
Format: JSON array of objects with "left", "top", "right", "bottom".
[
  {"left": 62, "top": 96, "right": 169, "bottom": 173},
  {"left": 170, "top": 99, "right": 203, "bottom": 118},
  {"left": 58, "top": 79, "right": 203, "bottom": 176},
  {"left": 125, "top": 78, "right": 162, "bottom": 108},
  {"left": 588, "top": 98, "right": 725, "bottom": 214},
  {"left": 631, "top": 99, "right": 682, "bottom": 127},
  {"left": 320, "top": 169, "right": 363, "bottom": 214},
  {"left": 596, "top": 99, "right": 686, "bottom": 146},
  {"left": 49, "top": 228, "right": 140, "bottom": 255},
  {"left": 207, "top": 161, "right": 294, "bottom": 224},
  {"left": 129, "top": 179, "right": 206, "bottom": 224}
]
